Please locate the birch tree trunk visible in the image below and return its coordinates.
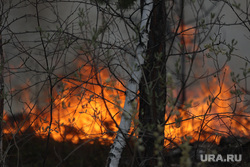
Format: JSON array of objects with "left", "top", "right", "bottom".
[{"left": 106, "top": 1, "right": 153, "bottom": 166}]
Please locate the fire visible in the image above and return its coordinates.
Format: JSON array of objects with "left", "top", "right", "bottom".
[
  {"left": 3, "top": 25, "right": 250, "bottom": 146},
  {"left": 163, "top": 24, "right": 250, "bottom": 145},
  {"left": 165, "top": 67, "right": 250, "bottom": 145},
  {"left": 40, "top": 66, "right": 126, "bottom": 143},
  {"left": 3, "top": 63, "right": 250, "bottom": 146},
  {"left": 179, "top": 24, "right": 197, "bottom": 52},
  {"left": 4, "top": 64, "right": 126, "bottom": 144}
]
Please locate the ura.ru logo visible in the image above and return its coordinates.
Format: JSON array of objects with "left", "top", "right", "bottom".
[{"left": 200, "top": 154, "right": 242, "bottom": 162}]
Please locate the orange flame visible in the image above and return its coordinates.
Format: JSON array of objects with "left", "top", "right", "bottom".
[
  {"left": 165, "top": 67, "right": 250, "bottom": 145},
  {"left": 3, "top": 63, "right": 250, "bottom": 145},
  {"left": 4, "top": 64, "right": 126, "bottom": 144},
  {"left": 3, "top": 25, "right": 250, "bottom": 146}
]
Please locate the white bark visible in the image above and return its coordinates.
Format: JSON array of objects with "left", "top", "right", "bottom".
[{"left": 106, "top": 1, "right": 153, "bottom": 167}]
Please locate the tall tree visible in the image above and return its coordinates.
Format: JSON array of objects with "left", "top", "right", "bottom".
[
  {"left": 106, "top": 0, "right": 167, "bottom": 166},
  {"left": 0, "top": 7, "right": 4, "bottom": 166},
  {"left": 106, "top": 0, "right": 153, "bottom": 166},
  {"left": 138, "top": 0, "right": 166, "bottom": 166}
]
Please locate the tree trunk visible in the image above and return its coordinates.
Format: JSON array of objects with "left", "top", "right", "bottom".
[
  {"left": 138, "top": 0, "right": 166, "bottom": 166},
  {"left": 106, "top": 1, "right": 153, "bottom": 167},
  {"left": 0, "top": 18, "right": 4, "bottom": 166}
]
